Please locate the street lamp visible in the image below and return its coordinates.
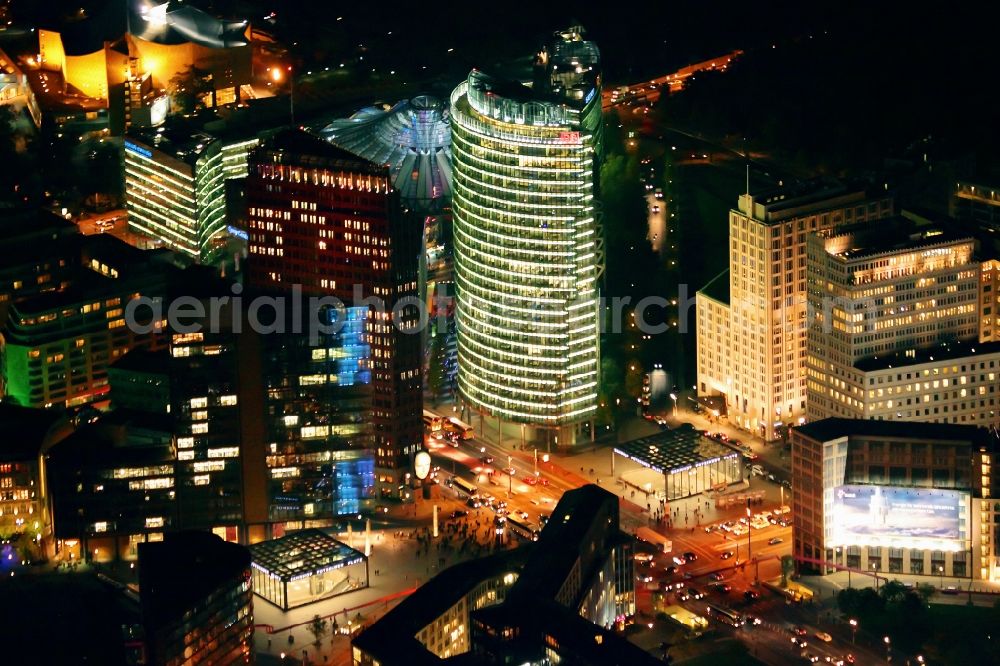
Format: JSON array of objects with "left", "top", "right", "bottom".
[
  {"left": 669, "top": 392, "right": 678, "bottom": 417},
  {"left": 883, "top": 635, "right": 891, "bottom": 662},
  {"left": 849, "top": 618, "right": 857, "bottom": 644},
  {"left": 746, "top": 498, "right": 756, "bottom": 585},
  {"left": 872, "top": 562, "right": 879, "bottom": 591},
  {"left": 938, "top": 565, "right": 944, "bottom": 589},
  {"left": 507, "top": 456, "right": 513, "bottom": 498}
]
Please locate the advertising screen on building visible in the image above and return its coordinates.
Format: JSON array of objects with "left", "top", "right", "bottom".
[{"left": 830, "top": 485, "right": 968, "bottom": 551}]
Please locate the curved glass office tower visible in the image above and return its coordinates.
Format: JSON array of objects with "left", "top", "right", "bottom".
[{"left": 450, "top": 27, "right": 603, "bottom": 444}]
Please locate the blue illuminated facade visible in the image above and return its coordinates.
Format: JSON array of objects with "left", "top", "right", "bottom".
[{"left": 262, "top": 306, "right": 376, "bottom": 526}]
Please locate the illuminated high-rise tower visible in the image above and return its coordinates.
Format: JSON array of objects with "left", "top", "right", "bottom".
[{"left": 450, "top": 27, "right": 603, "bottom": 445}]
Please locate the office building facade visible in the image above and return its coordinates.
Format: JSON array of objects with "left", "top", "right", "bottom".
[
  {"left": 696, "top": 180, "right": 894, "bottom": 440},
  {"left": 139, "top": 532, "right": 253, "bottom": 666},
  {"left": 245, "top": 129, "right": 422, "bottom": 501},
  {"left": 791, "top": 418, "right": 1000, "bottom": 582},
  {"left": 806, "top": 220, "right": 980, "bottom": 420},
  {"left": 125, "top": 130, "right": 258, "bottom": 264},
  {"left": 0, "top": 270, "right": 167, "bottom": 409},
  {"left": 450, "top": 27, "right": 603, "bottom": 445}
]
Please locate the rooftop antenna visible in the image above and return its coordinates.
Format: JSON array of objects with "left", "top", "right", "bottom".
[{"left": 743, "top": 136, "right": 750, "bottom": 198}]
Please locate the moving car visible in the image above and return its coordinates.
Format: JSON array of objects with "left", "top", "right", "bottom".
[
  {"left": 744, "top": 590, "right": 760, "bottom": 602},
  {"left": 708, "top": 583, "right": 732, "bottom": 594},
  {"left": 791, "top": 626, "right": 808, "bottom": 636},
  {"left": 768, "top": 537, "right": 784, "bottom": 545},
  {"left": 720, "top": 550, "right": 734, "bottom": 560},
  {"left": 450, "top": 510, "right": 468, "bottom": 518},
  {"left": 676, "top": 590, "right": 691, "bottom": 601},
  {"left": 815, "top": 631, "right": 832, "bottom": 643},
  {"left": 709, "top": 572, "right": 726, "bottom": 581},
  {"left": 683, "top": 551, "right": 698, "bottom": 562},
  {"left": 672, "top": 556, "right": 686, "bottom": 566}
]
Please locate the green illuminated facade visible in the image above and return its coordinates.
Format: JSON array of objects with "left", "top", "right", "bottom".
[{"left": 451, "top": 27, "right": 603, "bottom": 443}]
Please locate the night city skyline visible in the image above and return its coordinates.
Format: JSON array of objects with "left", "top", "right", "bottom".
[{"left": 1, "top": 1, "right": 999, "bottom": 665}]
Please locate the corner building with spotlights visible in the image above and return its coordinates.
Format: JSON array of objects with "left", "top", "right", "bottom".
[{"left": 450, "top": 27, "right": 603, "bottom": 447}]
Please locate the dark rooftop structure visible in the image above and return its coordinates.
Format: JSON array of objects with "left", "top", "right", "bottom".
[
  {"left": 854, "top": 339, "right": 1000, "bottom": 373},
  {"left": 138, "top": 531, "right": 251, "bottom": 628},
  {"left": 352, "top": 485, "right": 654, "bottom": 665},
  {"left": 740, "top": 178, "right": 887, "bottom": 225},
  {"left": 699, "top": 268, "right": 730, "bottom": 304},
  {"left": 819, "top": 218, "right": 974, "bottom": 261},
  {"left": 0, "top": 403, "right": 73, "bottom": 461},
  {"left": 505, "top": 483, "right": 618, "bottom": 604},
  {"left": 351, "top": 548, "right": 530, "bottom": 665},
  {"left": 793, "top": 417, "right": 991, "bottom": 444},
  {"left": 109, "top": 348, "right": 170, "bottom": 376},
  {"left": 254, "top": 128, "right": 389, "bottom": 176},
  {"left": 126, "top": 126, "right": 220, "bottom": 166}
]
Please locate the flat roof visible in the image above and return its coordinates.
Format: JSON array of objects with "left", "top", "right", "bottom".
[
  {"left": 827, "top": 225, "right": 973, "bottom": 262},
  {"left": 0, "top": 403, "right": 69, "bottom": 461},
  {"left": 110, "top": 349, "right": 170, "bottom": 376},
  {"left": 614, "top": 429, "right": 739, "bottom": 475},
  {"left": 793, "top": 417, "right": 990, "bottom": 445},
  {"left": 739, "top": 178, "right": 882, "bottom": 225},
  {"left": 139, "top": 532, "right": 251, "bottom": 627},
  {"left": 854, "top": 339, "right": 1000, "bottom": 373},
  {"left": 249, "top": 529, "right": 366, "bottom": 582},
  {"left": 126, "top": 126, "right": 219, "bottom": 167}
]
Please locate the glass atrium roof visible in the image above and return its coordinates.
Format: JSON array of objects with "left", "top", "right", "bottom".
[
  {"left": 614, "top": 430, "right": 740, "bottom": 475},
  {"left": 320, "top": 95, "right": 451, "bottom": 211},
  {"left": 249, "top": 529, "right": 366, "bottom": 583}
]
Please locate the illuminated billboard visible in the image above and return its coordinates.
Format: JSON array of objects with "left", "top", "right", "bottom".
[{"left": 830, "top": 485, "right": 968, "bottom": 551}]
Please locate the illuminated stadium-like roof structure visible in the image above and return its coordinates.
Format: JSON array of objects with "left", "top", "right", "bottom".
[{"left": 320, "top": 95, "right": 451, "bottom": 211}]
